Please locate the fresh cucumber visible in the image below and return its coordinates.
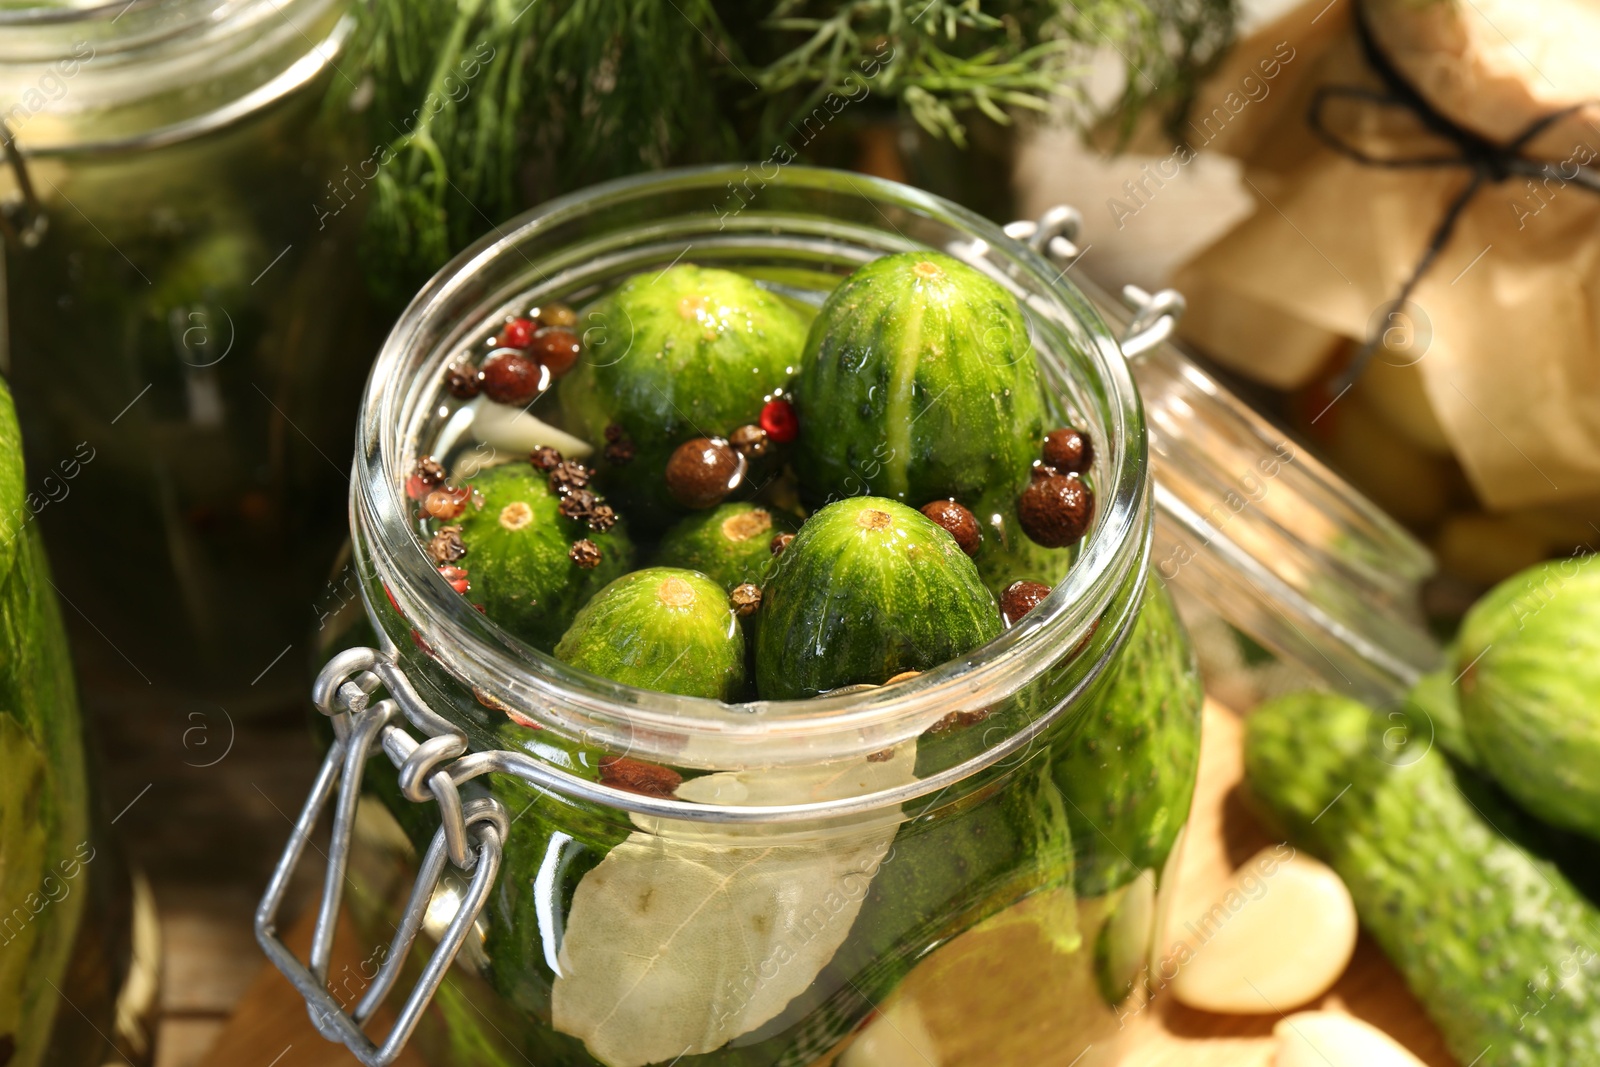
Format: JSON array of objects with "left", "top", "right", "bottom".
[
  {"left": 1245, "top": 690, "right": 1600, "bottom": 1065},
  {"left": 1457, "top": 555, "right": 1600, "bottom": 840}
]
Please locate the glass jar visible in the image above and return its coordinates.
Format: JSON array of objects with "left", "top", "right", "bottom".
[
  {"left": 258, "top": 167, "right": 1441, "bottom": 1067},
  {"left": 0, "top": 377, "right": 151, "bottom": 1067},
  {"left": 0, "top": 0, "right": 382, "bottom": 711}
]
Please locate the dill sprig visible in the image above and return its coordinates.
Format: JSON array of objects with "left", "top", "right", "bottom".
[{"left": 333, "top": 0, "right": 1237, "bottom": 307}]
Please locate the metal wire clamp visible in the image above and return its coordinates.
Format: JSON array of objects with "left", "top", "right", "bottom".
[{"left": 254, "top": 647, "right": 508, "bottom": 1067}]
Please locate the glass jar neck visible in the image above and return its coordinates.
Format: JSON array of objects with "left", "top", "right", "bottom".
[{"left": 0, "top": 0, "right": 350, "bottom": 154}]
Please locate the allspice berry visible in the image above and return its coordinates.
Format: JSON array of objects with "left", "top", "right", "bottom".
[
  {"left": 1001, "top": 580, "right": 1052, "bottom": 625},
  {"left": 1018, "top": 469, "right": 1093, "bottom": 548},
  {"left": 665, "top": 437, "right": 744, "bottom": 509},
  {"left": 730, "top": 583, "right": 762, "bottom": 617},
  {"left": 569, "top": 539, "right": 602, "bottom": 569},
  {"left": 919, "top": 499, "right": 981, "bottom": 557},
  {"left": 479, "top": 349, "right": 547, "bottom": 405},
  {"left": 528, "top": 327, "right": 581, "bottom": 378},
  {"left": 535, "top": 302, "right": 579, "bottom": 329},
  {"left": 729, "top": 423, "right": 770, "bottom": 460},
  {"left": 1042, "top": 428, "right": 1093, "bottom": 474}
]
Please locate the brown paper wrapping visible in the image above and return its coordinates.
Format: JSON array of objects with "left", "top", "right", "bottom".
[{"left": 1171, "top": 0, "right": 1600, "bottom": 514}]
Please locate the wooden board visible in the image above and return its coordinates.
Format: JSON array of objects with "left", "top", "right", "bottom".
[{"left": 201, "top": 702, "right": 1451, "bottom": 1066}]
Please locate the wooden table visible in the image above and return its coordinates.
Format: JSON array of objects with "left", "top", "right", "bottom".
[{"left": 188, "top": 702, "right": 1451, "bottom": 1067}]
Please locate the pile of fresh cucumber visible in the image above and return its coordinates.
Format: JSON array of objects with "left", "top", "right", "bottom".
[
  {"left": 1245, "top": 556, "right": 1600, "bottom": 1065},
  {"left": 414, "top": 253, "right": 1095, "bottom": 702}
]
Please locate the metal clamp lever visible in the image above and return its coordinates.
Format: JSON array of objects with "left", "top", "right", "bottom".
[
  {"left": 1004, "top": 206, "right": 1185, "bottom": 360},
  {"left": 255, "top": 648, "right": 508, "bottom": 1067}
]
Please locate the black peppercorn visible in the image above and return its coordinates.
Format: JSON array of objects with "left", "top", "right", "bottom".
[
  {"left": 558, "top": 488, "right": 600, "bottom": 521},
  {"left": 426, "top": 525, "right": 466, "bottom": 564},
  {"left": 730, "top": 583, "right": 762, "bottom": 617},
  {"left": 445, "top": 362, "right": 480, "bottom": 399},
  {"left": 729, "top": 423, "right": 770, "bottom": 460},
  {"left": 548, "top": 459, "right": 591, "bottom": 495},
  {"left": 569, "top": 539, "right": 602, "bottom": 568}
]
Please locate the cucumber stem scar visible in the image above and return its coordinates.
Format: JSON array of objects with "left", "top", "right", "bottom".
[{"left": 657, "top": 576, "right": 696, "bottom": 607}]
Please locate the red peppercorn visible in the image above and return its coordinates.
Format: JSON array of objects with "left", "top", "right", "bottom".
[
  {"left": 919, "top": 499, "right": 981, "bottom": 557},
  {"left": 1042, "top": 428, "right": 1093, "bottom": 474},
  {"left": 665, "top": 437, "right": 744, "bottom": 509},
  {"left": 479, "top": 349, "right": 548, "bottom": 405},
  {"left": 759, "top": 399, "right": 799, "bottom": 443},
  {"left": 438, "top": 564, "right": 470, "bottom": 595},
  {"left": 422, "top": 485, "right": 473, "bottom": 521},
  {"left": 497, "top": 317, "right": 536, "bottom": 349},
  {"left": 1017, "top": 471, "right": 1093, "bottom": 548},
  {"left": 528, "top": 327, "right": 581, "bottom": 378},
  {"left": 1001, "top": 580, "right": 1052, "bottom": 625}
]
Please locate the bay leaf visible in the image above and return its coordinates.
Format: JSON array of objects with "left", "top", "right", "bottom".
[{"left": 552, "top": 746, "right": 915, "bottom": 1067}]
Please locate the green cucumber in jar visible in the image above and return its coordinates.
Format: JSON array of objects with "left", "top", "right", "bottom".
[
  {"left": 754, "top": 496, "right": 1001, "bottom": 699},
  {"left": 452, "top": 461, "right": 633, "bottom": 650},
  {"left": 1244, "top": 690, "right": 1600, "bottom": 1065},
  {"left": 1049, "top": 578, "right": 1202, "bottom": 896},
  {"left": 555, "top": 567, "right": 745, "bottom": 700},
  {"left": 559, "top": 265, "right": 809, "bottom": 521},
  {"left": 653, "top": 502, "right": 799, "bottom": 591},
  {"left": 791, "top": 251, "right": 1045, "bottom": 506}
]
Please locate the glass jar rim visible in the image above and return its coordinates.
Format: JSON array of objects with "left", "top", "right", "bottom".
[
  {"left": 355, "top": 165, "right": 1153, "bottom": 768},
  {"left": 0, "top": 0, "right": 348, "bottom": 154}
]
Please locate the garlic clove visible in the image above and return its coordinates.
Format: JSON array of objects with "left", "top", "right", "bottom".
[
  {"left": 839, "top": 998, "right": 942, "bottom": 1067},
  {"left": 1170, "top": 848, "right": 1357, "bottom": 1014},
  {"left": 1274, "top": 1011, "right": 1427, "bottom": 1067}
]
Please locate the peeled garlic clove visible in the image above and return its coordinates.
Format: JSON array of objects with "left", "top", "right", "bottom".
[
  {"left": 1170, "top": 848, "right": 1357, "bottom": 1014},
  {"left": 1274, "top": 1012, "right": 1426, "bottom": 1067},
  {"left": 839, "top": 998, "right": 941, "bottom": 1067},
  {"left": 469, "top": 396, "right": 593, "bottom": 458}
]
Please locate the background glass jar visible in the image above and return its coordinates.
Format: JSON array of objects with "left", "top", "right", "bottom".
[
  {"left": 0, "top": 0, "right": 384, "bottom": 713},
  {"left": 259, "top": 167, "right": 1442, "bottom": 1067},
  {"left": 0, "top": 379, "right": 153, "bottom": 1067}
]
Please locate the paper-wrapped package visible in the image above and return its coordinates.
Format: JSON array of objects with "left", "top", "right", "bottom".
[{"left": 1170, "top": 0, "right": 1600, "bottom": 526}]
